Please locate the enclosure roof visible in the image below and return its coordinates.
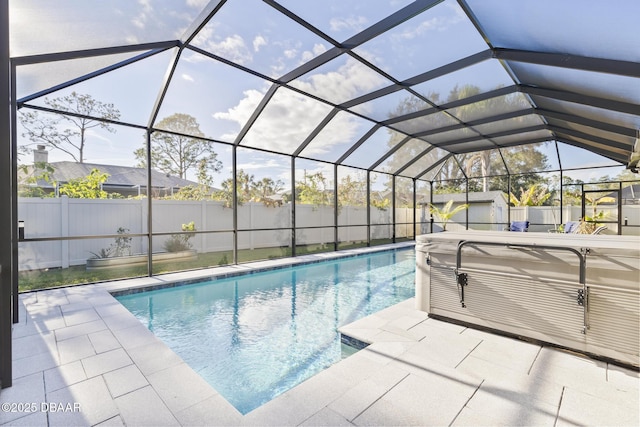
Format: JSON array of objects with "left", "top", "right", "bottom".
[{"left": 9, "top": 0, "right": 640, "bottom": 180}]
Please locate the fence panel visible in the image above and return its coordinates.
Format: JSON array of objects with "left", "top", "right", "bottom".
[{"left": 21, "top": 197, "right": 632, "bottom": 271}]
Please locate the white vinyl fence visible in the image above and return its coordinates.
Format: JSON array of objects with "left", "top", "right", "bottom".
[
  {"left": 17, "top": 197, "right": 410, "bottom": 271},
  {"left": 18, "top": 197, "right": 639, "bottom": 271},
  {"left": 510, "top": 205, "right": 640, "bottom": 234}
]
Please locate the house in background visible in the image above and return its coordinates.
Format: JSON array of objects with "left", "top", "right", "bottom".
[
  {"left": 607, "top": 184, "right": 640, "bottom": 205},
  {"left": 19, "top": 145, "right": 199, "bottom": 198}
]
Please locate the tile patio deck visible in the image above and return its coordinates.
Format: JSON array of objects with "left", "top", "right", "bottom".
[{"left": 2, "top": 244, "right": 638, "bottom": 426}]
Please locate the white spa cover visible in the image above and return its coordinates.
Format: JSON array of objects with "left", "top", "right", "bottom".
[{"left": 416, "top": 231, "right": 640, "bottom": 367}]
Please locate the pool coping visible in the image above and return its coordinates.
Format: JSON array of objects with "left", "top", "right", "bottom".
[
  {"left": 7, "top": 240, "right": 638, "bottom": 426},
  {"left": 107, "top": 241, "right": 415, "bottom": 297}
]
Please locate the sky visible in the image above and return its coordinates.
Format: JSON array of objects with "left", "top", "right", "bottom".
[{"left": 11, "top": 0, "right": 631, "bottom": 185}]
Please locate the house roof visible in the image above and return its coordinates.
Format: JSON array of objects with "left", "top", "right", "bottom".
[
  {"left": 604, "top": 183, "right": 640, "bottom": 202},
  {"left": 622, "top": 184, "right": 640, "bottom": 200},
  {"left": 21, "top": 161, "right": 197, "bottom": 190}
]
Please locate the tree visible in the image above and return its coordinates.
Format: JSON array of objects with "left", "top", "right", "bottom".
[
  {"left": 296, "top": 171, "right": 333, "bottom": 207},
  {"left": 337, "top": 174, "right": 367, "bottom": 207},
  {"left": 236, "top": 169, "right": 255, "bottom": 205},
  {"left": 464, "top": 150, "right": 491, "bottom": 191},
  {"left": 213, "top": 169, "right": 254, "bottom": 208},
  {"left": 19, "top": 92, "right": 121, "bottom": 163},
  {"left": 211, "top": 170, "right": 285, "bottom": 207},
  {"left": 18, "top": 162, "right": 56, "bottom": 197},
  {"left": 558, "top": 175, "right": 584, "bottom": 205},
  {"left": 134, "top": 113, "right": 222, "bottom": 180},
  {"left": 253, "top": 177, "right": 285, "bottom": 206},
  {"left": 615, "top": 169, "right": 640, "bottom": 182},
  {"left": 170, "top": 158, "right": 216, "bottom": 200},
  {"left": 509, "top": 183, "right": 551, "bottom": 206},
  {"left": 58, "top": 168, "right": 116, "bottom": 199}
]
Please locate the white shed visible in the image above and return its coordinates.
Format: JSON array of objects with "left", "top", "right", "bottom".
[{"left": 420, "top": 191, "right": 508, "bottom": 232}]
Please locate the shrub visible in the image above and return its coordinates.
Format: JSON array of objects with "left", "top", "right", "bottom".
[
  {"left": 163, "top": 221, "right": 196, "bottom": 252},
  {"left": 89, "top": 227, "right": 131, "bottom": 258}
]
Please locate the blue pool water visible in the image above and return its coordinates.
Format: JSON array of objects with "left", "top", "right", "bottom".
[{"left": 116, "top": 248, "right": 415, "bottom": 414}]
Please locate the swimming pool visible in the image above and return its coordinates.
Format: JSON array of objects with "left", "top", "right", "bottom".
[{"left": 116, "top": 248, "right": 415, "bottom": 414}]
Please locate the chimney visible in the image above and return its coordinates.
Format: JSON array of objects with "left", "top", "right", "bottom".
[{"left": 34, "top": 145, "right": 48, "bottom": 164}]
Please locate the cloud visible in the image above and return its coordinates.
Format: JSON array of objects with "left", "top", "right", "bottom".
[
  {"left": 253, "top": 35, "right": 267, "bottom": 52},
  {"left": 185, "top": 0, "right": 209, "bottom": 8},
  {"left": 235, "top": 158, "right": 292, "bottom": 183},
  {"left": 294, "top": 162, "right": 334, "bottom": 183},
  {"left": 290, "top": 55, "right": 387, "bottom": 104},
  {"left": 298, "top": 112, "right": 366, "bottom": 158},
  {"left": 238, "top": 159, "right": 283, "bottom": 171},
  {"left": 394, "top": 7, "right": 465, "bottom": 40},
  {"left": 313, "top": 43, "right": 328, "bottom": 56},
  {"left": 214, "top": 87, "right": 367, "bottom": 159},
  {"left": 132, "top": 0, "right": 153, "bottom": 30},
  {"left": 213, "top": 88, "right": 264, "bottom": 134},
  {"left": 242, "top": 89, "right": 335, "bottom": 154},
  {"left": 181, "top": 73, "right": 194, "bottom": 82},
  {"left": 212, "top": 56, "right": 381, "bottom": 156},
  {"left": 125, "top": 35, "right": 140, "bottom": 44},
  {"left": 329, "top": 15, "right": 369, "bottom": 33},
  {"left": 214, "top": 86, "right": 333, "bottom": 153},
  {"left": 211, "top": 34, "right": 252, "bottom": 64},
  {"left": 191, "top": 27, "right": 253, "bottom": 65},
  {"left": 300, "top": 43, "right": 328, "bottom": 63}
]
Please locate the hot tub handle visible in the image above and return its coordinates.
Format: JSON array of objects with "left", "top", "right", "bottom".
[{"left": 456, "top": 240, "right": 590, "bottom": 334}]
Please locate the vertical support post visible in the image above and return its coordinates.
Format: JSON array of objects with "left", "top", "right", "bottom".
[
  {"left": 10, "top": 59, "right": 17, "bottom": 325},
  {"left": 559, "top": 169, "right": 564, "bottom": 222},
  {"left": 412, "top": 178, "right": 417, "bottom": 238},
  {"left": 429, "top": 181, "right": 434, "bottom": 233},
  {"left": 391, "top": 175, "right": 396, "bottom": 243},
  {"left": 617, "top": 182, "right": 622, "bottom": 235},
  {"left": 465, "top": 178, "right": 469, "bottom": 230},
  {"left": 146, "top": 130, "right": 153, "bottom": 276},
  {"left": 1, "top": 0, "right": 13, "bottom": 389},
  {"left": 507, "top": 174, "right": 511, "bottom": 227},
  {"left": 291, "top": 157, "right": 296, "bottom": 257},
  {"left": 232, "top": 145, "right": 238, "bottom": 264},
  {"left": 333, "top": 164, "right": 338, "bottom": 251},
  {"left": 580, "top": 183, "right": 585, "bottom": 222},
  {"left": 366, "top": 170, "right": 371, "bottom": 246}
]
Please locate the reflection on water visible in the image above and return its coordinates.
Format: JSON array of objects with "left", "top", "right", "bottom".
[{"left": 117, "top": 248, "right": 415, "bottom": 414}]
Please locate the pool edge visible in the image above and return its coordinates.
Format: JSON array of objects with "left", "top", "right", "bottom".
[{"left": 109, "top": 242, "right": 415, "bottom": 297}]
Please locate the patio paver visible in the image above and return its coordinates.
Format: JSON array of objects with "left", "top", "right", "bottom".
[{"left": 2, "top": 244, "right": 638, "bottom": 426}]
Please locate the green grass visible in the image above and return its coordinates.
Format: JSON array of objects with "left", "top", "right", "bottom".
[{"left": 18, "top": 241, "right": 381, "bottom": 292}]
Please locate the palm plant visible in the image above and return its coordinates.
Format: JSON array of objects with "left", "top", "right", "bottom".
[
  {"left": 509, "top": 183, "right": 551, "bottom": 206},
  {"left": 428, "top": 200, "right": 469, "bottom": 231},
  {"left": 579, "top": 193, "right": 615, "bottom": 233}
]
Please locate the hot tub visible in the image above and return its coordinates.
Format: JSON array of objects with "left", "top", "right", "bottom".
[{"left": 416, "top": 230, "right": 640, "bottom": 367}]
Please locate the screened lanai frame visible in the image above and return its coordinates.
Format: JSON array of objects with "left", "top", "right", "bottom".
[
  {"left": 7, "top": 0, "right": 640, "bottom": 281},
  {"left": 2, "top": 0, "right": 640, "bottom": 388}
]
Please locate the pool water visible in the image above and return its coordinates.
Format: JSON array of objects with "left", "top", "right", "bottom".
[{"left": 116, "top": 248, "right": 415, "bottom": 414}]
